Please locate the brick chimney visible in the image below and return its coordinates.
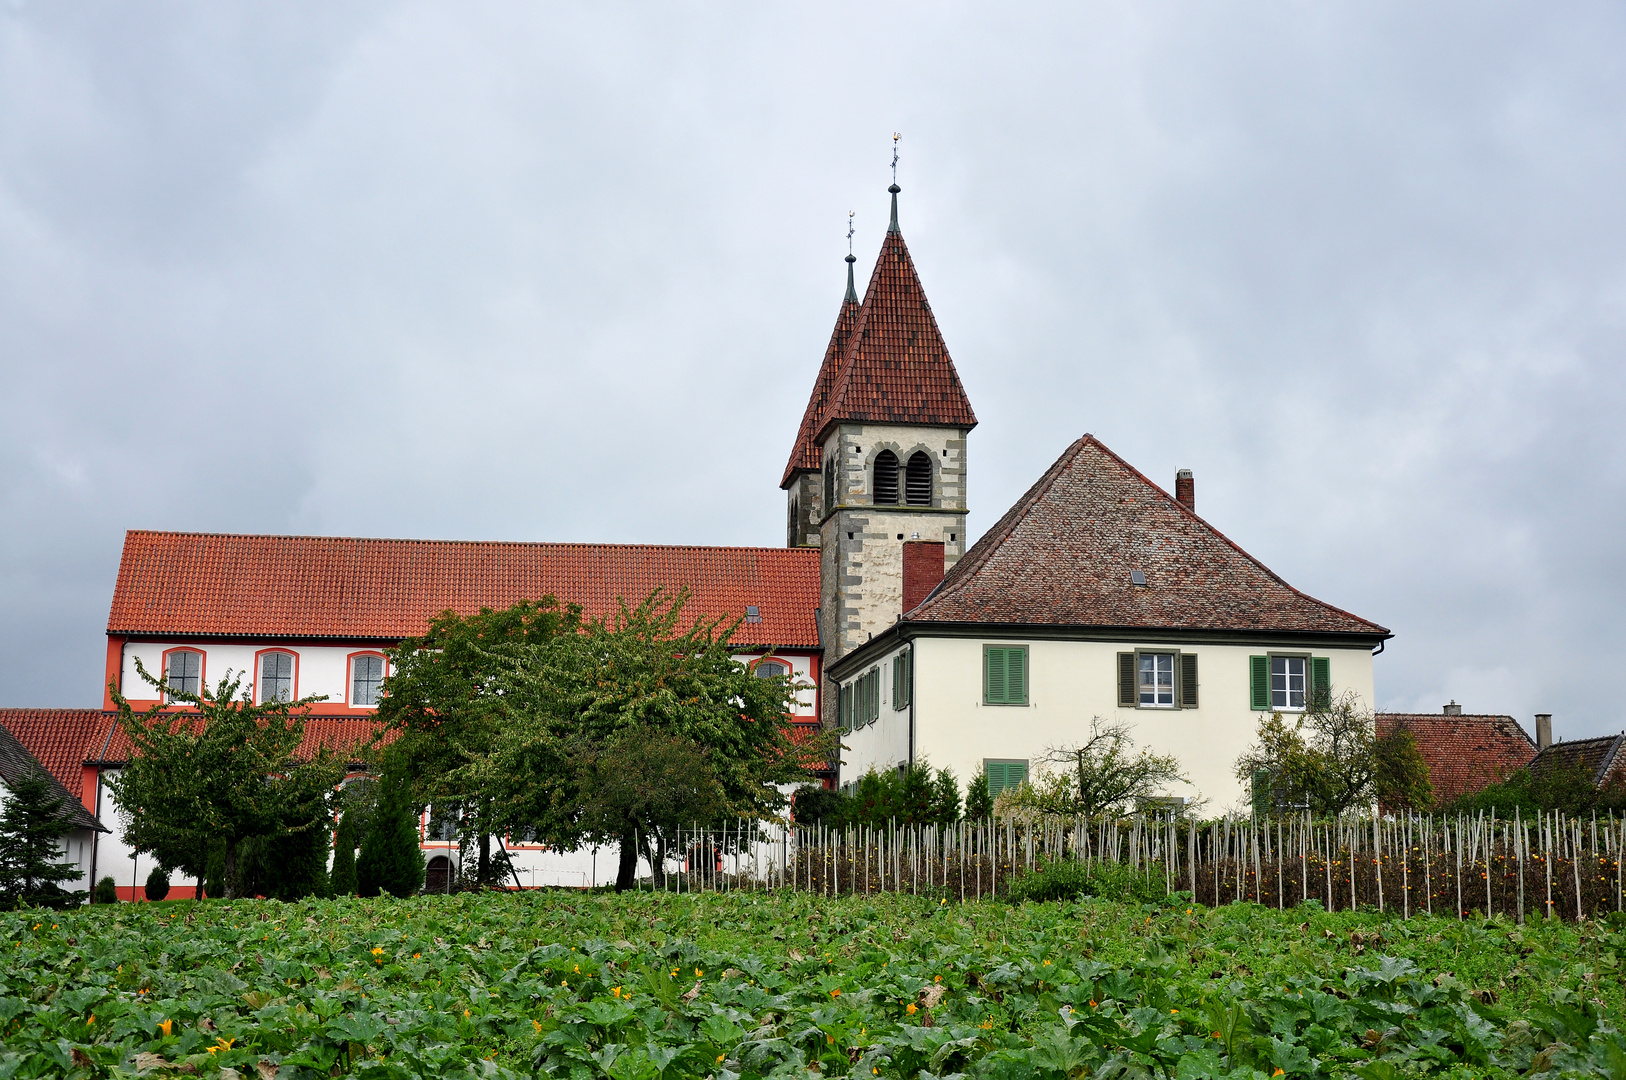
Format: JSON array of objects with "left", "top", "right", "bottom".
[
  {"left": 1535, "top": 713, "right": 1553, "bottom": 752},
  {"left": 902, "top": 540, "right": 946, "bottom": 614},
  {"left": 1443, "top": 701, "right": 1462, "bottom": 716},
  {"left": 1175, "top": 469, "right": 1195, "bottom": 512}
]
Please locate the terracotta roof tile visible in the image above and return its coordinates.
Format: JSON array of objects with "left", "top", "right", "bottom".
[
  {"left": 906, "top": 435, "right": 1388, "bottom": 635},
  {"left": 89, "top": 715, "right": 384, "bottom": 768},
  {"left": 1530, "top": 733, "right": 1626, "bottom": 787},
  {"left": 1377, "top": 713, "right": 1536, "bottom": 806},
  {"left": 0, "top": 721, "right": 102, "bottom": 830},
  {"left": 814, "top": 227, "right": 977, "bottom": 441},
  {"left": 781, "top": 296, "right": 859, "bottom": 487},
  {"left": 108, "top": 533, "right": 821, "bottom": 648},
  {"left": 0, "top": 709, "right": 107, "bottom": 801}
]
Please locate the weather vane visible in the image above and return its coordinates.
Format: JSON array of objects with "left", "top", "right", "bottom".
[
  {"left": 847, "top": 211, "right": 855, "bottom": 254},
  {"left": 891, "top": 132, "right": 901, "bottom": 184}
]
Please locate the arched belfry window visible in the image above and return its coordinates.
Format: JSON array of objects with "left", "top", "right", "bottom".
[
  {"left": 873, "top": 450, "right": 900, "bottom": 504},
  {"left": 906, "top": 451, "right": 933, "bottom": 505}
]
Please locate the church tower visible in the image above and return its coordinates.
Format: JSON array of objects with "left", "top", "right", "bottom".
[{"left": 781, "top": 183, "right": 977, "bottom": 714}]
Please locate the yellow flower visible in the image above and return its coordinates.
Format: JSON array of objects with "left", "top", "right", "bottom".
[
  {"left": 533, "top": 1020, "right": 542, "bottom": 1034},
  {"left": 573, "top": 965, "right": 580, "bottom": 973},
  {"left": 906, "top": 1003, "right": 917, "bottom": 1015},
  {"left": 1042, "top": 960, "right": 1050, "bottom": 966},
  {"left": 413, "top": 953, "right": 420, "bottom": 959},
  {"left": 695, "top": 968, "right": 704, "bottom": 977},
  {"left": 465, "top": 1008, "right": 471, "bottom": 1017},
  {"left": 372, "top": 947, "right": 384, "bottom": 955},
  {"left": 716, "top": 1055, "right": 725, "bottom": 1064},
  {"left": 830, "top": 989, "right": 841, "bottom": 997},
  {"left": 87, "top": 1014, "right": 95, "bottom": 1025},
  {"left": 1273, "top": 1071, "right": 1284, "bottom": 1078},
  {"left": 159, "top": 1020, "right": 173, "bottom": 1037},
  {"left": 934, "top": 975, "right": 942, "bottom": 983},
  {"left": 561, "top": 981, "right": 568, "bottom": 988}
]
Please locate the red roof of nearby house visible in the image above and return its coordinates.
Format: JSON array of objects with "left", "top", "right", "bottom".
[
  {"left": 0, "top": 709, "right": 107, "bottom": 800},
  {"left": 1376, "top": 712, "right": 1536, "bottom": 806},
  {"left": 1530, "top": 733, "right": 1626, "bottom": 788},
  {"left": 0, "top": 721, "right": 103, "bottom": 831},
  {"left": 108, "top": 533, "right": 822, "bottom": 648},
  {"left": 905, "top": 435, "right": 1388, "bottom": 636}
]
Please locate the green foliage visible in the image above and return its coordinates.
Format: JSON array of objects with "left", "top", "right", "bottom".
[
  {"left": 2, "top": 891, "right": 1623, "bottom": 1078},
  {"left": 108, "top": 659, "right": 344, "bottom": 898},
  {"left": 330, "top": 810, "right": 358, "bottom": 897},
  {"left": 143, "top": 866, "right": 170, "bottom": 902},
  {"left": 793, "top": 764, "right": 961, "bottom": 829},
  {"left": 0, "top": 768, "right": 83, "bottom": 909},
  {"left": 1236, "top": 691, "right": 1382, "bottom": 815},
  {"left": 357, "top": 761, "right": 425, "bottom": 899},
  {"left": 1443, "top": 763, "right": 1626, "bottom": 816},
  {"left": 91, "top": 875, "right": 117, "bottom": 904},
  {"left": 1374, "top": 723, "right": 1435, "bottom": 811},
  {"left": 1005, "top": 858, "right": 1168, "bottom": 904},
  {"left": 1042, "top": 718, "right": 1188, "bottom": 816},
  {"left": 965, "top": 769, "right": 994, "bottom": 820},
  {"left": 237, "top": 818, "right": 332, "bottom": 901},
  {"left": 790, "top": 784, "right": 848, "bottom": 826}
]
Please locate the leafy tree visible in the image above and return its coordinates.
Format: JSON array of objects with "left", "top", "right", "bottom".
[
  {"left": 575, "top": 732, "right": 728, "bottom": 889},
  {"left": 1043, "top": 718, "right": 1188, "bottom": 816},
  {"left": 841, "top": 762, "right": 961, "bottom": 827},
  {"left": 357, "top": 759, "right": 425, "bottom": 898},
  {"left": 330, "top": 810, "right": 359, "bottom": 897},
  {"left": 144, "top": 866, "right": 170, "bottom": 902},
  {"left": 1442, "top": 763, "right": 1626, "bottom": 816},
  {"left": 0, "top": 768, "right": 84, "bottom": 909},
  {"left": 108, "top": 659, "right": 344, "bottom": 899},
  {"left": 468, "top": 589, "right": 825, "bottom": 891},
  {"left": 375, "top": 598, "right": 580, "bottom": 885},
  {"left": 1374, "top": 724, "right": 1434, "bottom": 812},
  {"left": 92, "top": 876, "right": 117, "bottom": 904},
  {"left": 1235, "top": 691, "right": 1382, "bottom": 816},
  {"left": 791, "top": 785, "right": 849, "bottom": 826}
]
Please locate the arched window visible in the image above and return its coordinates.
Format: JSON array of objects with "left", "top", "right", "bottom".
[
  {"left": 162, "top": 648, "right": 203, "bottom": 702},
  {"left": 754, "top": 659, "right": 789, "bottom": 680},
  {"left": 905, "top": 451, "right": 933, "bottom": 505},
  {"left": 350, "top": 653, "right": 386, "bottom": 707},
  {"left": 873, "top": 450, "right": 900, "bottom": 504},
  {"left": 257, "top": 650, "right": 296, "bottom": 704}
]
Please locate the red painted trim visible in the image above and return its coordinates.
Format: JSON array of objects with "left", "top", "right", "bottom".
[
  {"left": 251, "top": 647, "right": 300, "bottom": 705},
  {"left": 79, "top": 764, "right": 98, "bottom": 814},
  {"left": 344, "top": 650, "right": 389, "bottom": 710},
  {"left": 158, "top": 646, "right": 206, "bottom": 704},
  {"left": 103, "top": 636, "right": 125, "bottom": 710}
]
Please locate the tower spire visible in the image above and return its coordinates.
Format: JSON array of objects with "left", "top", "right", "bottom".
[
  {"left": 844, "top": 211, "right": 858, "bottom": 302},
  {"left": 888, "top": 132, "right": 902, "bottom": 234}
]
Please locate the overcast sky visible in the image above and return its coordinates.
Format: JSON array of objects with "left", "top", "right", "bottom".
[{"left": 3, "top": 3, "right": 1623, "bottom": 740}]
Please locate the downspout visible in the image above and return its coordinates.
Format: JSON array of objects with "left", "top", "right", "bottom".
[
  {"left": 907, "top": 642, "right": 916, "bottom": 767},
  {"left": 1372, "top": 639, "right": 1385, "bottom": 656},
  {"left": 88, "top": 770, "right": 102, "bottom": 901}
]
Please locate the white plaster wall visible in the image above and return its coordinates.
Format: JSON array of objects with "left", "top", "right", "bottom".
[
  {"left": 910, "top": 637, "right": 1377, "bottom": 812},
  {"left": 838, "top": 643, "right": 913, "bottom": 783},
  {"left": 119, "top": 642, "right": 383, "bottom": 707},
  {"left": 92, "top": 770, "right": 204, "bottom": 899},
  {"left": 738, "top": 652, "right": 818, "bottom": 716}
]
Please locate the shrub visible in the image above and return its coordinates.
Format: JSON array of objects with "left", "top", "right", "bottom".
[
  {"left": 143, "top": 866, "right": 170, "bottom": 902},
  {"left": 92, "top": 876, "right": 118, "bottom": 904},
  {"left": 1007, "top": 859, "right": 1168, "bottom": 905},
  {"left": 357, "top": 765, "right": 425, "bottom": 898},
  {"left": 330, "top": 811, "right": 359, "bottom": 896}
]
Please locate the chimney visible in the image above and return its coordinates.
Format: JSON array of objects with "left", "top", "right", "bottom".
[
  {"left": 1535, "top": 713, "right": 1553, "bottom": 752},
  {"left": 1175, "top": 469, "right": 1195, "bottom": 512},
  {"left": 1443, "top": 701, "right": 1462, "bottom": 716},
  {"left": 902, "top": 540, "right": 946, "bottom": 614}
]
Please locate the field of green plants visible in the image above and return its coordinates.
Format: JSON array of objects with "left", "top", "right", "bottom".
[{"left": 4, "top": 889, "right": 1625, "bottom": 1079}]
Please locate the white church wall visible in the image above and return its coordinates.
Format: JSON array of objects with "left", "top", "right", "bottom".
[{"left": 910, "top": 636, "right": 1376, "bottom": 812}]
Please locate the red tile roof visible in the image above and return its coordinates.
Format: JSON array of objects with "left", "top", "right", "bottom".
[
  {"left": 1376, "top": 713, "right": 1536, "bottom": 806},
  {"left": 0, "top": 722, "right": 103, "bottom": 830},
  {"left": 0, "top": 709, "right": 107, "bottom": 800},
  {"left": 1530, "top": 733, "right": 1626, "bottom": 788},
  {"left": 906, "top": 435, "right": 1388, "bottom": 636},
  {"left": 90, "top": 715, "right": 384, "bottom": 768},
  {"left": 813, "top": 225, "right": 977, "bottom": 442},
  {"left": 108, "top": 533, "right": 821, "bottom": 648},
  {"left": 781, "top": 294, "right": 859, "bottom": 487}
]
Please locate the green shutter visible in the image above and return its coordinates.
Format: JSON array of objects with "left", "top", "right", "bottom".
[
  {"left": 1249, "top": 655, "right": 1269, "bottom": 711},
  {"left": 1118, "top": 652, "right": 1136, "bottom": 707},
  {"left": 868, "top": 669, "right": 880, "bottom": 723},
  {"left": 985, "top": 648, "right": 1007, "bottom": 704},
  {"left": 1179, "top": 652, "right": 1199, "bottom": 708},
  {"left": 1250, "top": 767, "right": 1272, "bottom": 817},
  {"left": 1311, "top": 657, "right": 1331, "bottom": 709},
  {"left": 985, "top": 761, "right": 1006, "bottom": 793},
  {"left": 840, "top": 683, "right": 852, "bottom": 731},
  {"left": 893, "top": 650, "right": 910, "bottom": 710},
  {"left": 984, "top": 647, "right": 1027, "bottom": 705},
  {"left": 1007, "top": 648, "right": 1027, "bottom": 704}
]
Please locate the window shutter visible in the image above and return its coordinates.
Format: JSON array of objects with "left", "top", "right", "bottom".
[
  {"left": 1117, "top": 652, "right": 1136, "bottom": 707},
  {"left": 1011, "top": 760, "right": 1028, "bottom": 787},
  {"left": 1310, "top": 657, "right": 1331, "bottom": 709},
  {"left": 840, "top": 683, "right": 852, "bottom": 731},
  {"left": 1179, "top": 653, "right": 1199, "bottom": 708},
  {"left": 1250, "top": 768, "right": 1272, "bottom": 817},
  {"left": 1249, "top": 655, "right": 1270, "bottom": 711},
  {"left": 986, "top": 761, "right": 1006, "bottom": 793},
  {"left": 985, "top": 649, "right": 1007, "bottom": 704},
  {"left": 1007, "top": 648, "right": 1027, "bottom": 704},
  {"left": 868, "top": 670, "right": 879, "bottom": 724}
]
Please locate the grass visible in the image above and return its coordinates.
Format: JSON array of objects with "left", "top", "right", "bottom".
[{"left": 3, "top": 889, "right": 1624, "bottom": 1078}]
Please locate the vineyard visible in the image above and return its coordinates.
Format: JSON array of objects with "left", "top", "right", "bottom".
[{"left": 4, "top": 885, "right": 1625, "bottom": 1078}]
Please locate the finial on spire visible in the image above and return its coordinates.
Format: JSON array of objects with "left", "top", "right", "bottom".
[
  {"left": 888, "top": 133, "right": 902, "bottom": 233},
  {"left": 844, "top": 211, "right": 858, "bottom": 302}
]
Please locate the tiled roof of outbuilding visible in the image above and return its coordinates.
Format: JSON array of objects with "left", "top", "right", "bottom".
[
  {"left": 905, "top": 435, "right": 1388, "bottom": 636},
  {"left": 1530, "top": 733, "right": 1626, "bottom": 787},
  {"left": 1376, "top": 713, "right": 1536, "bottom": 806},
  {"left": 108, "top": 533, "right": 821, "bottom": 648},
  {"left": 0, "top": 709, "right": 107, "bottom": 801},
  {"left": 0, "top": 720, "right": 103, "bottom": 831}
]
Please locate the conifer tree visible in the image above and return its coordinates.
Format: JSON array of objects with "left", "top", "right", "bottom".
[
  {"left": 330, "top": 811, "right": 358, "bottom": 897},
  {"left": 357, "top": 762, "right": 424, "bottom": 898},
  {"left": 0, "top": 769, "right": 83, "bottom": 909}
]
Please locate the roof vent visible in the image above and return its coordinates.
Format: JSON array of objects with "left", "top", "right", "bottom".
[
  {"left": 1130, "top": 570, "right": 1147, "bottom": 587},
  {"left": 744, "top": 606, "right": 761, "bottom": 623},
  {"left": 1443, "top": 701, "right": 1462, "bottom": 716}
]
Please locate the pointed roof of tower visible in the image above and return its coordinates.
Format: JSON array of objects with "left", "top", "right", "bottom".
[
  {"left": 813, "top": 191, "right": 977, "bottom": 442},
  {"left": 780, "top": 276, "right": 861, "bottom": 488},
  {"left": 905, "top": 435, "right": 1389, "bottom": 637}
]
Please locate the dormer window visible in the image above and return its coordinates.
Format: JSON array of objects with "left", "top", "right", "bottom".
[
  {"left": 905, "top": 451, "right": 933, "bottom": 505},
  {"left": 873, "top": 450, "right": 900, "bottom": 504},
  {"left": 257, "top": 650, "right": 296, "bottom": 704}
]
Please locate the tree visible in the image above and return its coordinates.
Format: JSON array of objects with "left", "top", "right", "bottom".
[
  {"left": 964, "top": 771, "right": 994, "bottom": 820},
  {"left": 92, "top": 876, "right": 117, "bottom": 904},
  {"left": 108, "top": 659, "right": 344, "bottom": 899},
  {"left": 0, "top": 769, "right": 84, "bottom": 909},
  {"left": 144, "top": 866, "right": 170, "bottom": 902},
  {"left": 1235, "top": 691, "right": 1382, "bottom": 816},
  {"left": 375, "top": 598, "right": 580, "bottom": 885},
  {"left": 468, "top": 589, "right": 825, "bottom": 891},
  {"left": 330, "top": 809, "right": 359, "bottom": 897},
  {"left": 791, "top": 785, "right": 849, "bottom": 826},
  {"left": 574, "top": 732, "right": 728, "bottom": 889},
  {"left": 357, "top": 759, "right": 425, "bottom": 898},
  {"left": 1374, "top": 724, "right": 1434, "bottom": 812},
  {"left": 1043, "top": 718, "right": 1188, "bottom": 816},
  {"left": 1442, "top": 763, "right": 1626, "bottom": 817},
  {"left": 841, "top": 762, "right": 962, "bottom": 827}
]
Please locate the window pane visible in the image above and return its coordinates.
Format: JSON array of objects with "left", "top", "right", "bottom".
[
  {"left": 1139, "top": 653, "right": 1174, "bottom": 706},
  {"left": 261, "top": 653, "right": 293, "bottom": 703},
  {"left": 352, "top": 655, "right": 383, "bottom": 707},
  {"left": 165, "top": 651, "right": 202, "bottom": 700}
]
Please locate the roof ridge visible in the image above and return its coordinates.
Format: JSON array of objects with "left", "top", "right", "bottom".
[{"left": 120, "top": 530, "right": 822, "bottom": 556}]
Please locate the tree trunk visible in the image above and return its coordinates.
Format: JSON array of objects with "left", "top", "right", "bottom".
[
  {"left": 223, "top": 841, "right": 240, "bottom": 900},
  {"left": 615, "top": 830, "right": 638, "bottom": 892},
  {"left": 478, "top": 833, "right": 491, "bottom": 884}
]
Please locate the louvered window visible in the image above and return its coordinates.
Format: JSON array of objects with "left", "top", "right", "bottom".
[
  {"left": 872, "top": 450, "right": 900, "bottom": 504},
  {"left": 823, "top": 455, "right": 838, "bottom": 511},
  {"left": 984, "top": 759, "right": 1029, "bottom": 794},
  {"left": 259, "top": 651, "right": 295, "bottom": 704},
  {"left": 351, "top": 654, "right": 385, "bottom": 707},
  {"left": 983, "top": 646, "right": 1028, "bottom": 705},
  {"left": 905, "top": 451, "right": 933, "bottom": 505},
  {"left": 164, "top": 650, "right": 202, "bottom": 701}
]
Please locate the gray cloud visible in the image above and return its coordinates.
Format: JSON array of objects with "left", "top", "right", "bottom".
[{"left": 3, "top": 2, "right": 1623, "bottom": 741}]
